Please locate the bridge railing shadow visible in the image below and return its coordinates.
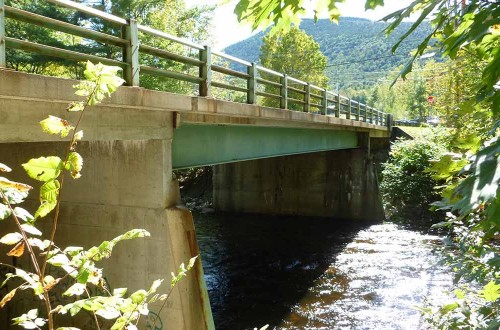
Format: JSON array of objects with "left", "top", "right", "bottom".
[{"left": 0, "top": 0, "right": 389, "bottom": 127}]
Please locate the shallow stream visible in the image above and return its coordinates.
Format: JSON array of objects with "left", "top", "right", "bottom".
[{"left": 194, "top": 213, "right": 452, "bottom": 330}]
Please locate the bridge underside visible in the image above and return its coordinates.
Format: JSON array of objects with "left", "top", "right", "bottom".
[{"left": 172, "top": 124, "right": 358, "bottom": 169}]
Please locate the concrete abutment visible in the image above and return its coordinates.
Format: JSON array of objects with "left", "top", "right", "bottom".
[
  {"left": 213, "top": 135, "right": 385, "bottom": 222},
  {"left": 0, "top": 137, "right": 214, "bottom": 329}
]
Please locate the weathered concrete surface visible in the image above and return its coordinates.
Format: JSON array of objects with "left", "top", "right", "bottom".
[
  {"left": 0, "top": 141, "right": 213, "bottom": 327},
  {"left": 213, "top": 142, "right": 385, "bottom": 221}
]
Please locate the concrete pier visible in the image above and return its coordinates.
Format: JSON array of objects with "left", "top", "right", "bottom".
[{"left": 213, "top": 140, "right": 384, "bottom": 221}]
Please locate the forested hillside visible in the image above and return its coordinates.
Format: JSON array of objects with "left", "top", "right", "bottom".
[{"left": 224, "top": 17, "right": 433, "bottom": 91}]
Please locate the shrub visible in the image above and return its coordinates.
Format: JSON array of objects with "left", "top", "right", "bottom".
[{"left": 380, "top": 133, "right": 448, "bottom": 226}]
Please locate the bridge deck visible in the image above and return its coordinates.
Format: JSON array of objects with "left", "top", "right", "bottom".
[{"left": 0, "top": 69, "right": 389, "bottom": 167}]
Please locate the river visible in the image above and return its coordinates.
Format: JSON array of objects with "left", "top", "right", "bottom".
[{"left": 194, "top": 212, "right": 453, "bottom": 330}]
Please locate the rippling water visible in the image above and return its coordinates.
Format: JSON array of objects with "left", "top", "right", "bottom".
[{"left": 194, "top": 213, "right": 452, "bottom": 330}]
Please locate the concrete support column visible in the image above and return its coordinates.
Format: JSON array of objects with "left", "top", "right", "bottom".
[{"left": 213, "top": 146, "right": 384, "bottom": 222}]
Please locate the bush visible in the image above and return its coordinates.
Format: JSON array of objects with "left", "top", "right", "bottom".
[{"left": 380, "top": 133, "right": 448, "bottom": 226}]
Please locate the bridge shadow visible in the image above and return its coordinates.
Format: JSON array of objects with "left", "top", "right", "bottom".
[{"left": 193, "top": 211, "right": 374, "bottom": 330}]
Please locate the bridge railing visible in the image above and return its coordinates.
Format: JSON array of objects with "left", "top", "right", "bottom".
[{"left": 0, "top": 0, "right": 391, "bottom": 128}]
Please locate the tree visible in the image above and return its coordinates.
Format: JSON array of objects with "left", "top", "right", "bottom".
[
  {"left": 85, "top": 0, "right": 215, "bottom": 94},
  {"left": 5, "top": 0, "right": 81, "bottom": 75},
  {"left": 259, "top": 26, "right": 328, "bottom": 109},
  {"left": 5, "top": 0, "right": 214, "bottom": 93}
]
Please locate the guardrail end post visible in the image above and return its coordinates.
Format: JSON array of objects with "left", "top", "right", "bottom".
[
  {"left": 122, "top": 18, "right": 140, "bottom": 86},
  {"left": 199, "top": 45, "right": 212, "bottom": 97},
  {"left": 280, "top": 74, "right": 288, "bottom": 109},
  {"left": 247, "top": 62, "right": 256, "bottom": 104},
  {"left": 0, "top": 0, "right": 5, "bottom": 68},
  {"left": 304, "top": 83, "right": 311, "bottom": 113},
  {"left": 387, "top": 113, "right": 393, "bottom": 130}
]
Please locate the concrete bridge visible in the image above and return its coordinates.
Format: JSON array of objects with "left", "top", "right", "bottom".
[{"left": 0, "top": 1, "right": 391, "bottom": 329}]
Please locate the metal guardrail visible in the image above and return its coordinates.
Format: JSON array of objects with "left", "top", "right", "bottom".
[{"left": 0, "top": 0, "right": 391, "bottom": 127}]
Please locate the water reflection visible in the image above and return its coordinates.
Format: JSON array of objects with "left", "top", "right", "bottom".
[{"left": 194, "top": 213, "right": 452, "bottom": 330}]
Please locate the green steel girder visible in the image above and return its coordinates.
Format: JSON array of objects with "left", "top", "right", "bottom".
[{"left": 172, "top": 123, "right": 358, "bottom": 169}]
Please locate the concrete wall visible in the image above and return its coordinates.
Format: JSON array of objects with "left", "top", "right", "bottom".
[
  {"left": 0, "top": 135, "right": 213, "bottom": 329},
  {"left": 213, "top": 141, "right": 385, "bottom": 222}
]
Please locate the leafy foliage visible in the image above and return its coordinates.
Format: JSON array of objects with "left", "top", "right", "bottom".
[
  {"left": 380, "top": 131, "right": 449, "bottom": 226},
  {"left": 258, "top": 26, "right": 328, "bottom": 109}
]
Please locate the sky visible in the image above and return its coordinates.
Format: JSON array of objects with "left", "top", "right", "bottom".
[{"left": 185, "top": 0, "right": 413, "bottom": 50}]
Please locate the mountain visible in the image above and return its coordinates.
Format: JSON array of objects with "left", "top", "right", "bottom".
[{"left": 223, "top": 17, "right": 434, "bottom": 90}]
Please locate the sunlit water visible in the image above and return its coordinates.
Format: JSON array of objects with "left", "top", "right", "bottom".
[{"left": 194, "top": 213, "right": 453, "bottom": 330}]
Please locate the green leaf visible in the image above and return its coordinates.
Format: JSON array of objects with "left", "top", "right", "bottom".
[
  {"left": 113, "top": 229, "right": 150, "bottom": 242},
  {"left": 187, "top": 256, "right": 198, "bottom": 270},
  {"left": 74, "top": 130, "right": 84, "bottom": 141},
  {"left": 35, "top": 201, "right": 57, "bottom": 219},
  {"left": 365, "top": 0, "right": 384, "bottom": 10},
  {"left": 439, "top": 302, "right": 459, "bottom": 314},
  {"left": 479, "top": 281, "right": 500, "bottom": 302},
  {"left": 113, "top": 288, "right": 127, "bottom": 297},
  {"left": 35, "top": 179, "right": 60, "bottom": 219},
  {"left": 130, "top": 289, "right": 147, "bottom": 304},
  {"left": 22, "top": 156, "right": 63, "bottom": 182},
  {"left": 63, "top": 283, "right": 86, "bottom": 297},
  {"left": 14, "top": 207, "right": 34, "bottom": 222},
  {"left": 48, "top": 254, "right": 70, "bottom": 267},
  {"left": 95, "top": 306, "right": 120, "bottom": 320},
  {"left": 66, "top": 152, "right": 83, "bottom": 179},
  {"left": 63, "top": 246, "right": 83, "bottom": 257},
  {"left": 427, "top": 153, "right": 468, "bottom": 181},
  {"left": 454, "top": 288, "right": 466, "bottom": 299},
  {"left": 27, "top": 238, "right": 50, "bottom": 251},
  {"left": 0, "top": 232, "right": 22, "bottom": 245},
  {"left": 0, "top": 204, "right": 11, "bottom": 220},
  {"left": 40, "top": 180, "right": 60, "bottom": 204},
  {"left": 27, "top": 309, "right": 38, "bottom": 320},
  {"left": 76, "top": 261, "right": 91, "bottom": 284},
  {"left": 66, "top": 101, "right": 85, "bottom": 112},
  {"left": 454, "top": 138, "right": 500, "bottom": 214},
  {"left": 40, "top": 116, "right": 74, "bottom": 138},
  {"left": 148, "top": 279, "right": 163, "bottom": 294},
  {"left": 20, "top": 224, "right": 42, "bottom": 236}
]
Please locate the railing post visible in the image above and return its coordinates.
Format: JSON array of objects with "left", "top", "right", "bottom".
[
  {"left": 363, "top": 105, "right": 367, "bottom": 122},
  {"left": 280, "top": 74, "right": 288, "bottom": 109},
  {"left": 304, "top": 83, "right": 311, "bottom": 112},
  {"left": 387, "top": 113, "right": 393, "bottom": 130},
  {"left": 247, "top": 62, "right": 256, "bottom": 104},
  {"left": 0, "top": 0, "right": 6, "bottom": 68},
  {"left": 346, "top": 98, "right": 351, "bottom": 120},
  {"left": 321, "top": 89, "right": 327, "bottom": 115},
  {"left": 335, "top": 94, "right": 340, "bottom": 117},
  {"left": 356, "top": 102, "right": 361, "bottom": 121},
  {"left": 122, "top": 19, "right": 140, "bottom": 86},
  {"left": 199, "top": 45, "right": 212, "bottom": 97}
]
